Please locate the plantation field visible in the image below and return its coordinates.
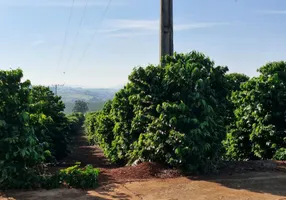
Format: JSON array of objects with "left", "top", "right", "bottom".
[{"left": 2, "top": 52, "right": 286, "bottom": 199}]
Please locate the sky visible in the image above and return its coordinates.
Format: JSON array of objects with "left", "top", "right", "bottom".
[{"left": 0, "top": 0, "right": 285, "bottom": 88}]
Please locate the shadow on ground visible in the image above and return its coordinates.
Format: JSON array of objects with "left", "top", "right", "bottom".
[
  {"left": 188, "top": 161, "right": 286, "bottom": 197},
  {"left": 2, "top": 185, "right": 135, "bottom": 200},
  {"left": 55, "top": 134, "right": 117, "bottom": 169}
]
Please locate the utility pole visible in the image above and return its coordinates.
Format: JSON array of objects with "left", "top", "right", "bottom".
[
  {"left": 160, "top": 0, "right": 173, "bottom": 63},
  {"left": 51, "top": 84, "right": 64, "bottom": 96}
]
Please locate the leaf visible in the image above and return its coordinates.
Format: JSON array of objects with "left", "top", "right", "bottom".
[
  {"left": 21, "top": 111, "right": 29, "bottom": 122},
  {"left": 20, "top": 149, "right": 27, "bottom": 157},
  {"left": 0, "top": 120, "right": 6, "bottom": 127}
]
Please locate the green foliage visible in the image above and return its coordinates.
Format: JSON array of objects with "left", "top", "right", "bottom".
[
  {"left": 223, "top": 73, "right": 250, "bottom": 155},
  {"left": 59, "top": 163, "right": 99, "bottom": 189},
  {"left": 225, "top": 73, "right": 250, "bottom": 92},
  {"left": 273, "top": 148, "right": 286, "bottom": 161},
  {"left": 84, "top": 101, "right": 116, "bottom": 161},
  {"left": 85, "top": 51, "right": 229, "bottom": 173},
  {"left": 3, "top": 54, "right": 286, "bottom": 190},
  {"left": 30, "top": 86, "right": 71, "bottom": 161},
  {"left": 224, "top": 73, "right": 249, "bottom": 125},
  {"left": 67, "top": 112, "right": 85, "bottom": 135},
  {"left": 73, "top": 100, "right": 89, "bottom": 114},
  {"left": 85, "top": 111, "right": 100, "bottom": 144},
  {"left": 43, "top": 163, "right": 100, "bottom": 189},
  {"left": 224, "top": 61, "right": 286, "bottom": 160},
  {"left": 0, "top": 69, "right": 87, "bottom": 189},
  {"left": 0, "top": 69, "right": 45, "bottom": 189}
]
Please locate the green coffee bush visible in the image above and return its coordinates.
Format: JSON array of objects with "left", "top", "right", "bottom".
[
  {"left": 43, "top": 163, "right": 100, "bottom": 189},
  {"left": 273, "top": 148, "right": 286, "bottom": 161}
]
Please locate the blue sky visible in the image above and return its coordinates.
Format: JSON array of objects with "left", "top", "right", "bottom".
[{"left": 0, "top": 0, "right": 285, "bottom": 88}]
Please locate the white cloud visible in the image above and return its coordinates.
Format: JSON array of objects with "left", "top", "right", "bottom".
[
  {"left": 258, "top": 10, "right": 286, "bottom": 15},
  {"left": 31, "top": 40, "right": 44, "bottom": 46},
  {"left": 174, "top": 22, "right": 229, "bottom": 31},
  {"left": 0, "top": 0, "right": 125, "bottom": 7},
  {"left": 106, "top": 19, "right": 159, "bottom": 31},
  {"left": 99, "top": 19, "right": 229, "bottom": 38},
  {"left": 107, "top": 31, "right": 155, "bottom": 38}
]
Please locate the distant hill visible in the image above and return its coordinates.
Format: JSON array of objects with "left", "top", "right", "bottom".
[{"left": 56, "top": 86, "right": 119, "bottom": 113}]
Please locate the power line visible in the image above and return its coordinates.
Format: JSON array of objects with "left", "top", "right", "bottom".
[
  {"left": 65, "top": 0, "right": 90, "bottom": 72},
  {"left": 50, "top": 84, "right": 64, "bottom": 96},
  {"left": 56, "top": 0, "right": 75, "bottom": 71},
  {"left": 74, "top": 0, "right": 112, "bottom": 71}
]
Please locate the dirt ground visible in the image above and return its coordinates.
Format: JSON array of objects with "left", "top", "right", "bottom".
[
  {"left": 1, "top": 135, "right": 286, "bottom": 200},
  {"left": 2, "top": 172, "right": 286, "bottom": 200}
]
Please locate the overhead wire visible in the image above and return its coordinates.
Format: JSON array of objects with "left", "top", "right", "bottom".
[
  {"left": 56, "top": 0, "right": 75, "bottom": 72},
  {"left": 64, "top": 0, "right": 90, "bottom": 73},
  {"left": 74, "top": 0, "right": 113, "bottom": 72},
  {"left": 63, "top": 0, "right": 112, "bottom": 86}
]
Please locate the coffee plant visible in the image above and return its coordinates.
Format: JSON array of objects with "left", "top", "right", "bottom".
[
  {"left": 0, "top": 69, "right": 87, "bottom": 189},
  {"left": 30, "top": 85, "right": 71, "bottom": 160},
  {"left": 43, "top": 163, "right": 100, "bottom": 189},
  {"left": 224, "top": 61, "right": 286, "bottom": 160},
  {"left": 85, "top": 51, "right": 230, "bottom": 173},
  {"left": 273, "top": 148, "right": 286, "bottom": 161},
  {"left": 0, "top": 69, "right": 45, "bottom": 189},
  {"left": 67, "top": 112, "right": 85, "bottom": 135},
  {"left": 224, "top": 73, "right": 249, "bottom": 126}
]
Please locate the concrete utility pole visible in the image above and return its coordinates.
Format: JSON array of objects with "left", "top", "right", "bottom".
[{"left": 160, "top": 0, "right": 173, "bottom": 63}]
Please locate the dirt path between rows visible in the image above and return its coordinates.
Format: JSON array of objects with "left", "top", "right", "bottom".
[
  {"left": 1, "top": 134, "right": 286, "bottom": 200},
  {"left": 2, "top": 173, "right": 286, "bottom": 200},
  {"left": 55, "top": 133, "right": 116, "bottom": 169}
]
